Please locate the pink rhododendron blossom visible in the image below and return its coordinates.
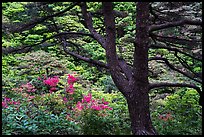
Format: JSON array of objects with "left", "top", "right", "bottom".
[
  {"left": 83, "top": 93, "right": 92, "bottom": 103},
  {"left": 49, "top": 90, "right": 53, "bottom": 94},
  {"left": 9, "top": 100, "right": 14, "bottom": 105},
  {"left": 91, "top": 105, "right": 101, "bottom": 111},
  {"left": 100, "top": 104, "right": 109, "bottom": 109},
  {"left": 76, "top": 101, "right": 83, "bottom": 111},
  {"left": 37, "top": 77, "right": 41, "bottom": 80},
  {"left": 31, "top": 89, "right": 36, "bottom": 92},
  {"left": 67, "top": 74, "right": 77, "bottom": 85},
  {"left": 50, "top": 87, "right": 57, "bottom": 91},
  {"left": 63, "top": 97, "right": 68, "bottom": 103},
  {"left": 4, "top": 97, "right": 11, "bottom": 102},
  {"left": 66, "top": 84, "right": 75, "bottom": 94},
  {"left": 43, "top": 76, "right": 59, "bottom": 87},
  {"left": 2, "top": 101, "right": 8, "bottom": 108},
  {"left": 2, "top": 97, "right": 20, "bottom": 108}
]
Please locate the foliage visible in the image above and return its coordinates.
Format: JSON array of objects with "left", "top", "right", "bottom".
[
  {"left": 2, "top": 69, "right": 131, "bottom": 135},
  {"left": 151, "top": 88, "right": 202, "bottom": 135}
]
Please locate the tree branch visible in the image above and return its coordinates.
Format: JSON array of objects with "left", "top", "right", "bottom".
[
  {"left": 2, "top": 31, "right": 94, "bottom": 55},
  {"left": 10, "top": 2, "right": 79, "bottom": 33},
  {"left": 62, "top": 40, "right": 108, "bottom": 69},
  {"left": 149, "top": 82, "right": 202, "bottom": 106},
  {"left": 149, "top": 19, "right": 202, "bottom": 32},
  {"left": 149, "top": 44, "right": 202, "bottom": 61},
  {"left": 80, "top": 2, "right": 106, "bottom": 48},
  {"left": 174, "top": 52, "right": 202, "bottom": 80},
  {"left": 150, "top": 33, "right": 201, "bottom": 47},
  {"left": 102, "top": 2, "right": 129, "bottom": 97},
  {"left": 148, "top": 57, "right": 202, "bottom": 84}
]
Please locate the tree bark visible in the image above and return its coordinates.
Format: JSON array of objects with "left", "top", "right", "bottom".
[
  {"left": 126, "top": 91, "right": 157, "bottom": 135},
  {"left": 102, "top": 2, "right": 157, "bottom": 135},
  {"left": 126, "top": 2, "right": 157, "bottom": 135}
]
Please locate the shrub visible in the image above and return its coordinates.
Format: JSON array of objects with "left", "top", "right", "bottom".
[{"left": 151, "top": 88, "right": 202, "bottom": 135}]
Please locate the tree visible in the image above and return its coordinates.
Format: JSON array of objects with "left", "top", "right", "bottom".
[{"left": 2, "top": 2, "right": 202, "bottom": 135}]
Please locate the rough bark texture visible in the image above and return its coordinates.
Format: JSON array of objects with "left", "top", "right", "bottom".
[
  {"left": 102, "top": 2, "right": 130, "bottom": 97},
  {"left": 103, "top": 2, "right": 157, "bottom": 135},
  {"left": 126, "top": 2, "right": 157, "bottom": 135}
]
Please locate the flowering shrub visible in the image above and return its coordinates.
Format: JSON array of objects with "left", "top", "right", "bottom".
[
  {"left": 43, "top": 76, "right": 59, "bottom": 93},
  {"left": 66, "top": 84, "right": 75, "bottom": 94},
  {"left": 2, "top": 72, "right": 132, "bottom": 135},
  {"left": 43, "top": 76, "right": 59, "bottom": 87},
  {"left": 151, "top": 88, "right": 202, "bottom": 135},
  {"left": 21, "top": 82, "right": 37, "bottom": 93},
  {"left": 2, "top": 97, "right": 20, "bottom": 109},
  {"left": 75, "top": 93, "right": 112, "bottom": 112},
  {"left": 67, "top": 74, "right": 78, "bottom": 85}
]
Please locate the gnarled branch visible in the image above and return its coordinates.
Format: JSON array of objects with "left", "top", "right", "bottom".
[
  {"left": 149, "top": 44, "right": 202, "bottom": 61},
  {"left": 148, "top": 57, "right": 202, "bottom": 84},
  {"left": 10, "top": 2, "right": 79, "bottom": 33},
  {"left": 80, "top": 2, "right": 106, "bottom": 48},
  {"left": 62, "top": 40, "right": 108, "bottom": 69},
  {"left": 102, "top": 2, "right": 129, "bottom": 97},
  {"left": 2, "top": 31, "right": 94, "bottom": 55},
  {"left": 149, "top": 82, "right": 202, "bottom": 106},
  {"left": 149, "top": 19, "right": 202, "bottom": 32}
]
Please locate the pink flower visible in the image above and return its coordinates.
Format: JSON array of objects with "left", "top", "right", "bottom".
[
  {"left": 2, "top": 101, "right": 8, "bottom": 108},
  {"left": 21, "top": 83, "right": 36, "bottom": 93},
  {"left": 103, "top": 101, "right": 109, "bottom": 105},
  {"left": 43, "top": 76, "right": 59, "bottom": 87},
  {"left": 63, "top": 97, "right": 68, "bottom": 103},
  {"left": 50, "top": 87, "right": 57, "bottom": 91},
  {"left": 83, "top": 93, "right": 92, "bottom": 103},
  {"left": 9, "top": 100, "right": 14, "bottom": 105},
  {"left": 13, "top": 101, "right": 20, "bottom": 105},
  {"left": 31, "top": 89, "right": 36, "bottom": 92},
  {"left": 91, "top": 105, "right": 101, "bottom": 111},
  {"left": 100, "top": 104, "right": 109, "bottom": 109},
  {"left": 4, "top": 97, "right": 11, "bottom": 102},
  {"left": 66, "top": 84, "right": 75, "bottom": 94},
  {"left": 159, "top": 115, "right": 163, "bottom": 120},
  {"left": 67, "top": 74, "right": 77, "bottom": 85},
  {"left": 76, "top": 101, "right": 83, "bottom": 111}
]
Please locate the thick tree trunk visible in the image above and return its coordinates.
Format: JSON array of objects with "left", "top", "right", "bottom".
[
  {"left": 125, "top": 2, "right": 157, "bottom": 135},
  {"left": 126, "top": 91, "right": 157, "bottom": 135},
  {"left": 102, "top": 2, "right": 157, "bottom": 135}
]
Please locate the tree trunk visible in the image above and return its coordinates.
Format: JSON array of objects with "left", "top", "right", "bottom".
[
  {"left": 125, "top": 2, "right": 157, "bottom": 135},
  {"left": 126, "top": 91, "right": 157, "bottom": 135},
  {"left": 102, "top": 2, "right": 157, "bottom": 135}
]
